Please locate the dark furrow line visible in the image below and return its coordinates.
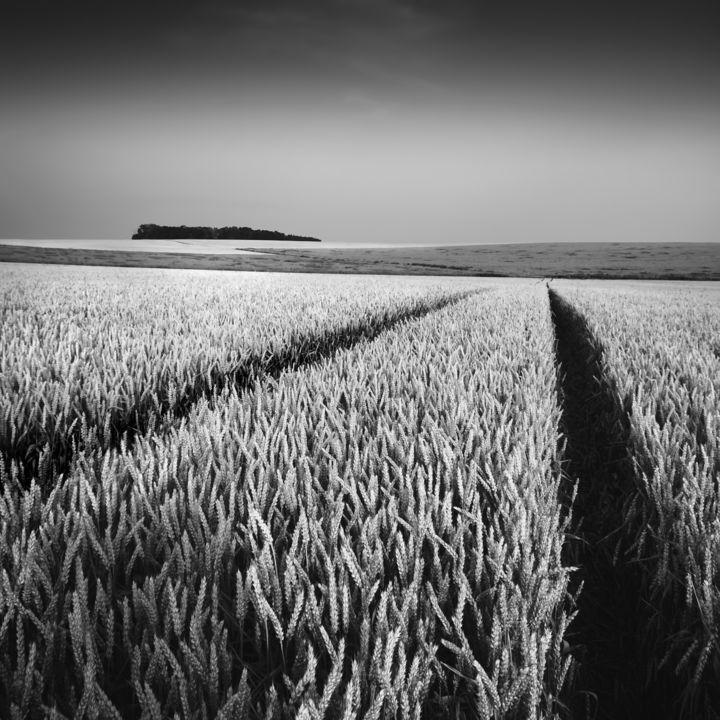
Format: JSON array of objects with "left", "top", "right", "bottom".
[
  {"left": 3, "top": 290, "right": 479, "bottom": 488},
  {"left": 183, "top": 289, "right": 479, "bottom": 413},
  {"left": 548, "top": 288, "right": 682, "bottom": 720}
]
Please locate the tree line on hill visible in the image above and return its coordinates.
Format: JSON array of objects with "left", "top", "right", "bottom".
[{"left": 131, "top": 224, "right": 321, "bottom": 241}]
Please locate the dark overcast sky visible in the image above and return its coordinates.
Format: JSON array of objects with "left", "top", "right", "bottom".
[{"left": 2, "top": 1, "right": 719, "bottom": 244}]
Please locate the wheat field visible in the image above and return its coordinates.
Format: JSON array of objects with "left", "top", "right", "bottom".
[{"left": 1, "top": 265, "right": 718, "bottom": 719}]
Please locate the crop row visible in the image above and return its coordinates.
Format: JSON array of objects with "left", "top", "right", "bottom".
[
  {"left": 557, "top": 282, "right": 720, "bottom": 717},
  {"left": 0, "top": 265, "right": 479, "bottom": 487},
  {"left": 0, "top": 286, "right": 573, "bottom": 719}
]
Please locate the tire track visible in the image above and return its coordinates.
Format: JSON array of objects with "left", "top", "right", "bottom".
[
  {"left": 549, "top": 288, "right": 681, "bottom": 719},
  {"left": 4, "top": 290, "right": 479, "bottom": 487}
]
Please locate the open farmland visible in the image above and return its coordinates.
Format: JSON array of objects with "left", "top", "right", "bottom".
[
  {"left": 0, "top": 265, "right": 476, "bottom": 487},
  {"left": 1, "top": 241, "right": 718, "bottom": 280},
  {"left": 1, "top": 264, "right": 719, "bottom": 719}
]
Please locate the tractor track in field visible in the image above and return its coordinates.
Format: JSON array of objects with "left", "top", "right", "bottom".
[
  {"left": 5, "top": 290, "right": 479, "bottom": 488},
  {"left": 549, "top": 288, "right": 683, "bottom": 720}
]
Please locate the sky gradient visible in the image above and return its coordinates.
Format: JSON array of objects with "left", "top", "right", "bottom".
[{"left": 2, "top": 1, "right": 719, "bottom": 244}]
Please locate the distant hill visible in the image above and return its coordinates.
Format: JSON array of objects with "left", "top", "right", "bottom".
[{"left": 131, "top": 224, "right": 321, "bottom": 242}]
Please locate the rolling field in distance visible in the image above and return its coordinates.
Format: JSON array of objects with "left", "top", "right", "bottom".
[
  {"left": 0, "top": 240, "right": 718, "bottom": 280},
  {"left": 1, "top": 264, "right": 719, "bottom": 719}
]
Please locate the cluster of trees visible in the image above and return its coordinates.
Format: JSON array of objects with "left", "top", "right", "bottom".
[{"left": 132, "top": 224, "right": 321, "bottom": 242}]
